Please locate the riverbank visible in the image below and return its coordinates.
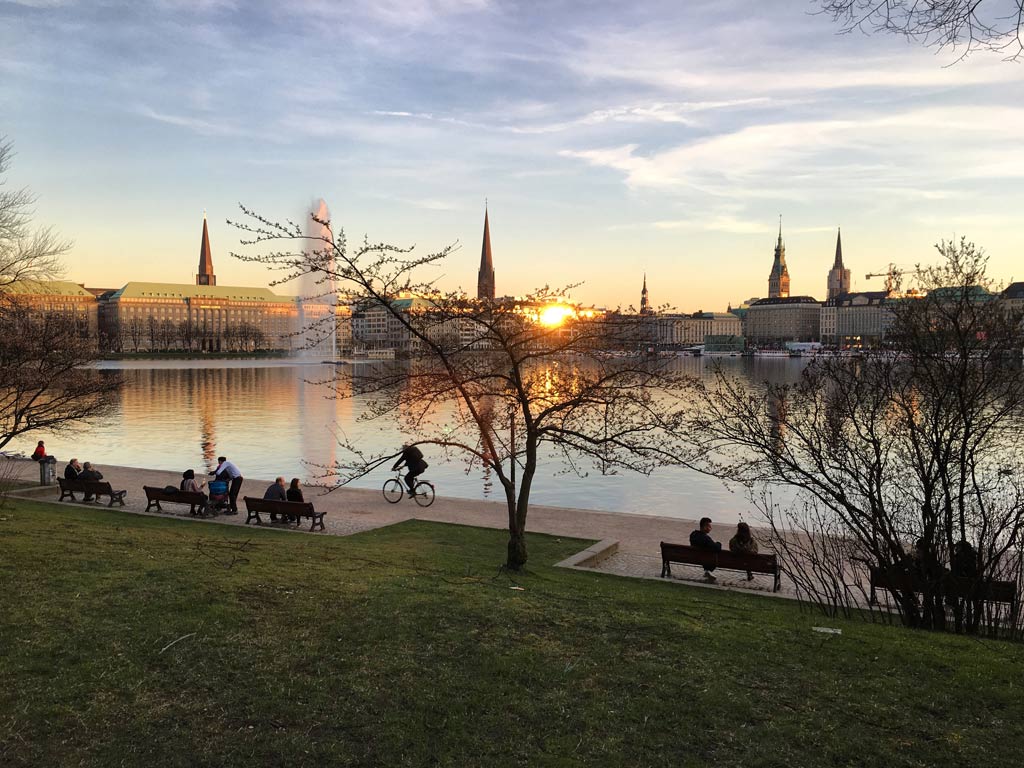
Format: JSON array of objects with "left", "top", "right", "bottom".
[
  {"left": 5, "top": 458, "right": 779, "bottom": 594},
  {"left": 2, "top": 496, "right": 1022, "bottom": 767}
]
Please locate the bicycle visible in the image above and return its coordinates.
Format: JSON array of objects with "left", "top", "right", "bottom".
[{"left": 382, "top": 472, "right": 435, "bottom": 507}]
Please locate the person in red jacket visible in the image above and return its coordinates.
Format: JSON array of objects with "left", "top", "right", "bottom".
[{"left": 30, "top": 441, "right": 47, "bottom": 461}]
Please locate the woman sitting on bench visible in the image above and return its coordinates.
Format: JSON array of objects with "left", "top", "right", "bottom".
[{"left": 180, "top": 469, "right": 206, "bottom": 497}]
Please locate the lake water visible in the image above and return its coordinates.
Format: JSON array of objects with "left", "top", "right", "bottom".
[{"left": 12, "top": 357, "right": 807, "bottom": 523}]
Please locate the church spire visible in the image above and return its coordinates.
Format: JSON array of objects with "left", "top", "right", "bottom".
[
  {"left": 196, "top": 213, "right": 216, "bottom": 286},
  {"left": 826, "top": 226, "right": 851, "bottom": 300},
  {"left": 767, "top": 217, "right": 790, "bottom": 298},
  {"left": 477, "top": 204, "right": 495, "bottom": 300},
  {"left": 640, "top": 273, "right": 651, "bottom": 314}
]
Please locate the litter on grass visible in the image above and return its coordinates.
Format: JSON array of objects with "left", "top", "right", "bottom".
[
  {"left": 510, "top": 586, "right": 525, "bottom": 592},
  {"left": 811, "top": 626, "right": 842, "bottom": 635}
]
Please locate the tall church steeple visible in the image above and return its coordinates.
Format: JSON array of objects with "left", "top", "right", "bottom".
[
  {"left": 767, "top": 216, "right": 790, "bottom": 298},
  {"left": 826, "top": 227, "right": 851, "bottom": 300},
  {"left": 640, "top": 273, "right": 651, "bottom": 314},
  {"left": 196, "top": 212, "right": 216, "bottom": 286},
  {"left": 477, "top": 204, "right": 495, "bottom": 300}
]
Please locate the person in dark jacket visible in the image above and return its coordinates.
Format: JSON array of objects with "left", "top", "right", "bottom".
[
  {"left": 689, "top": 517, "right": 722, "bottom": 582},
  {"left": 286, "top": 478, "right": 304, "bottom": 523},
  {"left": 392, "top": 444, "right": 428, "bottom": 496},
  {"left": 79, "top": 461, "right": 103, "bottom": 502},
  {"left": 264, "top": 477, "right": 287, "bottom": 522},
  {"left": 64, "top": 458, "right": 82, "bottom": 480}
]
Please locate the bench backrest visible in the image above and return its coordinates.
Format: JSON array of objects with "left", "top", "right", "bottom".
[
  {"left": 243, "top": 496, "right": 316, "bottom": 516},
  {"left": 660, "top": 542, "right": 778, "bottom": 574},
  {"left": 143, "top": 485, "right": 205, "bottom": 504},
  {"left": 86, "top": 481, "right": 113, "bottom": 494},
  {"left": 59, "top": 477, "right": 87, "bottom": 491}
]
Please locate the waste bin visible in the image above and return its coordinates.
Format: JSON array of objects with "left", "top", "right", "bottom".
[{"left": 39, "top": 456, "right": 57, "bottom": 486}]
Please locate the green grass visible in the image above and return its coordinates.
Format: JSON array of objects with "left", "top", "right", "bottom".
[{"left": 1, "top": 499, "right": 1022, "bottom": 767}]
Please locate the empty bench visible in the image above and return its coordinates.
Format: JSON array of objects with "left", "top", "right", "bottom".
[
  {"left": 57, "top": 477, "right": 126, "bottom": 507},
  {"left": 243, "top": 497, "right": 325, "bottom": 532},
  {"left": 660, "top": 542, "right": 781, "bottom": 592},
  {"left": 143, "top": 486, "right": 211, "bottom": 517}
]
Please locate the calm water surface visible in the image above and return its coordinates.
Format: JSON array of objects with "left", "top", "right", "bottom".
[{"left": 14, "top": 357, "right": 807, "bottom": 523}]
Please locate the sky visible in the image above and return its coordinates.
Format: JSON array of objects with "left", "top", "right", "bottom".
[{"left": 2, "top": 0, "right": 1022, "bottom": 310}]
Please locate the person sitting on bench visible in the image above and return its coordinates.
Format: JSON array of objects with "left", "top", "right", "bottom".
[
  {"left": 65, "top": 458, "right": 82, "bottom": 480},
  {"left": 729, "top": 521, "right": 759, "bottom": 581},
  {"left": 689, "top": 517, "right": 722, "bottom": 583},
  {"left": 263, "top": 477, "right": 287, "bottom": 521},
  {"left": 79, "top": 462, "right": 103, "bottom": 502},
  {"left": 180, "top": 469, "right": 206, "bottom": 495}
]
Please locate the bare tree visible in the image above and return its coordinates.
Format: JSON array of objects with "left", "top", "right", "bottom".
[
  {"left": 0, "top": 137, "right": 118, "bottom": 450},
  {"left": 685, "top": 239, "right": 1024, "bottom": 634},
  {"left": 124, "top": 317, "right": 145, "bottom": 353},
  {"left": 816, "top": 1, "right": 1024, "bottom": 59},
  {"left": 232, "top": 206, "right": 687, "bottom": 570},
  {"left": 0, "top": 296, "right": 119, "bottom": 451},
  {"left": 0, "top": 138, "right": 71, "bottom": 288}
]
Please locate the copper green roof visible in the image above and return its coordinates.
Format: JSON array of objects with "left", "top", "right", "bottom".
[
  {"left": 109, "top": 281, "right": 294, "bottom": 302},
  {"left": 2, "top": 280, "right": 95, "bottom": 297}
]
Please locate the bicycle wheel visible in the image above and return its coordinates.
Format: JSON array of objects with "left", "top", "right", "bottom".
[
  {"left": 382, "top": 478, "right": 405, "bottom": 504},
  {"left": 413, "top": 481, "right": 435, "bottom": 507}
]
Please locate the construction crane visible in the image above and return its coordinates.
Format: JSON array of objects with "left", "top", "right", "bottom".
[{"left": 865, "top": 263, "right": 917, "bottom": 295}]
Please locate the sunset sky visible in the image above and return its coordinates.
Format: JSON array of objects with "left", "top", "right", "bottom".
[{"left": 2, "top": 0, "right": 1022, "bottom": 310}]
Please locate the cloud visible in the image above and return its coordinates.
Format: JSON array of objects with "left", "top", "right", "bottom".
[{"left": 135, "top": 105, "right": 242, "bottom": 137}]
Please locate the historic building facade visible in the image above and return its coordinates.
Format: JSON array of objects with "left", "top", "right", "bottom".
[
  {"left": 820, "top": 291, "right": 891, "bottom": 347},
  {"left": 3, "top": 280, "right": 99, "bottom": 339},
  {"left": 96, "top": 217, "right": 302, "bottom": 352},
  {"left": 745, "top": 296, "right": 821, "bottom": 346}
]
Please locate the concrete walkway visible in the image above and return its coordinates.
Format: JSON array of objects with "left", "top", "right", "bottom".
[{"left": 4, "top": 458, "right": 793, "bottom": 597}]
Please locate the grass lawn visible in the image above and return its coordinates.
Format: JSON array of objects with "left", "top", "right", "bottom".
[{"left": 1, "top": 498, "right": 1022, "bottom": 767}]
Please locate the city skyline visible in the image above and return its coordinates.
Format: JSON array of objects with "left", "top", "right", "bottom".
[{"left": 2, "top": 0, "right": 1022, "bottom": 309}]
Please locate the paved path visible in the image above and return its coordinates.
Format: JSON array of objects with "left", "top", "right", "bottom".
[{"left": 5, "top": 458, "right": 795, "bottom": 597}]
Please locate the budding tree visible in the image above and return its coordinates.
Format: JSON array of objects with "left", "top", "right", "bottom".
[{"left": 232, "top": 206, "right": 688, "bottom": 570}]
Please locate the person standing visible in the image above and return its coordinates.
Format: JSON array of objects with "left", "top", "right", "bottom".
[
  {"left": 212, "top": 456, "right": 243, "bottom": 515},
  {"left": 689, "top": 517, "right": 722, "bottom": 582}
]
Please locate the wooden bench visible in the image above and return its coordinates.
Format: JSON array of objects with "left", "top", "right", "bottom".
[
  {"left": 58, "top": 477, "right": 87, "bottom": 501},
  {"left": 869, "top": 567, "right": 1018, "bottom": 610},
  {"left": 143, "top": 486, "right": 211, "bottom": 517},
  {"left": 243, "top": 497, "right": 324, "bottom": 532},
  {"left": 58, "top": 478, "right": 127, "bottom": 507},
  {"left": 660, "top": 542, "right": 781, "bottom": 592}
]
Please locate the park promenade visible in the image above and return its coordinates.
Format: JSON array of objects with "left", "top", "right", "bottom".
[{"left": 5, "top": 459, "right": 787, "bottom": 595}]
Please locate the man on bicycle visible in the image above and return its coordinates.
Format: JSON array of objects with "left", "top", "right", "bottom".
[{"left": 392, "top": 443, "right": 428, "bottom": 497}]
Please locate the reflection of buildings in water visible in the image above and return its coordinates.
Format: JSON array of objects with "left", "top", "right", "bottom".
[
  {"left": 198, "top": 387, "right": 217, "bottom": 470},
  {"left": 115, "top": 365, "right": 305, "bottom": 473}
]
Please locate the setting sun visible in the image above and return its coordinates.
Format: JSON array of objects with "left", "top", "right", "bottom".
[{"left": 538, "top": 304, "right": 575, "bottom": 327}]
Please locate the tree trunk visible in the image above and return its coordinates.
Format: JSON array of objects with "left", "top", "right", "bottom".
[{"left": 506, "top": 527, "right": 527, "bottom": 571}]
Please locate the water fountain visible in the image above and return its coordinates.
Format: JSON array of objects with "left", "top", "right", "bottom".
[{"left": 296, "top": 198, "right": 338, "bottom": 360}]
